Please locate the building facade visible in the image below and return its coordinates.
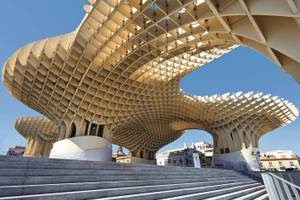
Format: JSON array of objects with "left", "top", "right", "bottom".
[
  {"left": 157, "top": 147, "right": 202, "bottom": 168},
  {"left": 6, "top": 146, "right": 25, "bottom": 156},
  {"left": 113, "top": 146, "right": 156, "bottom": 164},
  {"left": 112, "top": 146, "right": 126, "bottom": 162},
  {"left": 259, "top": 150, "right": 300, "bottom": 171},
  {"left": 116, "top": 156, "right": 156, "bottom": 164},
  {"left": 192, "top": 142, "right": 213, "bottom": 166},
  {"left": 2, "top": 0, "right": 299, "bottom": 170}
]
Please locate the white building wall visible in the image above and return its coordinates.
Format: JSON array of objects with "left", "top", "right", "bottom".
[
  {"left": 156, "top": 148, "right": 201, "bottom": 168},
  {"left": 50, "top": 136, "right": 112, "bottom": 162},
  {"left": 157, "top": 157, "right": 167, "bottom": 166}
]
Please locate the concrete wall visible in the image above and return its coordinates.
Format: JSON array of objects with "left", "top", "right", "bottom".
[
  {"left": 214, "top": 147, "right": 260, "bottom": 171},
  {"left": 50, "top": 136, "right": 112, "bottom": 162}
]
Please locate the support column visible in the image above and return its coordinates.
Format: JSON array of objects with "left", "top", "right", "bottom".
[
  {"left": 213, "top": 127, "right": 260, "bottom": 171},
  {"left": 213, "top": 147, "right": 260, "bottom": 171},
  {"left": 24, "top": 135, "right": 53, "bottom": 158},
  {"left": 58, "top": 122, "right": 66, "bottom": 140}
]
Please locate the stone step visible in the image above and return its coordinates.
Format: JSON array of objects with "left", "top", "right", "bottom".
[
  {"left": 0, "top": 157, "right": 268, "bottom": 199},
  {"left": 0, "top": 162, "right": 235, "bottom": 174},
  {"left": 0, "top": 178, "right": 250, "bottom": 197},
  {"left": 0, "top": 164, "right": 241, "bottom": 178},
  {"left": 0, "top": 156, "right": 182, "bottom": 169},
  {"left": 231, "top": 188, "right": 267, "bottom": 200},
  {"left": 0, "top": 174, "right": 242, "bottom": 186},
  {"left": 0, "top": 180, "right": 258, "bottom": 200},
  {"left": 157, "top": 183, "right": 264, "bottom": 200},
  {"left": 0, "top": 158, "right": 232, "bottom": 173},
  {"left": 0, "top": 168, "right": 240, "bottom": 177},
  {"left": 0, "top": 156, "right": 234, "bottom": 173},
  {"left": 203, "top": 185, "right": 266, "bottom": 200},
  {"left": 0, "top": 162, "right": 232, "bottom": 172},
  {"left": 99, "top": 182, "right": 262, "bottom": 200},
  {"left": 254, "top": 193, "right": 269, "bottom": 200}
]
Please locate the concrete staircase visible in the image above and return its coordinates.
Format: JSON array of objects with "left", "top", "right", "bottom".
[{"left": 0, "top": 156, "right": 268, "bottom": 200}]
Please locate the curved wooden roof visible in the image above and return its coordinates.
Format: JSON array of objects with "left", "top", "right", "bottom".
[{"left": 3, "top": 0, "right": 299, "bottom": 152}]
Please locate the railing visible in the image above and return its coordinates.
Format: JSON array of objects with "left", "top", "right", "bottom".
[
  {"left": 211, "top": 158, "right": 300, "bottom": 199},
  {"left": 261, "top": 172, "right": 300, "bottom": 200},
  {"left": 279, "top": 171, "right": 300, "bottom": 187}
]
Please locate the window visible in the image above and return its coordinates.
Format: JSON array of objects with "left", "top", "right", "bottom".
[
  {"left": 89, "top": 123, "right": 97, "bottom": 136},
  {"left": 84, "top": 120, "right": 89, "bottom": 136},
  {"left": 97, "top": 125, "right": 104, "bottom": 137},
  {"left": 220, "top": 149, "right": 224, "bottom": 154},
  {"left": 70, "top": 123, "right": 76, "bottom": 138},
  {"left": 279, "top": 161, "right": 283, "bottom": 167},
  {"left": 148, "top": 151, "right": 152, "bottom": 160},
  {"left": 140, "top": 150, "right": 143, "bottom": 158},
  {"left": 290, "top": 162, "right": 295, "bottom": 167},
  {"left": 225, "top": 148, "right": 230, "bottom": 153},
  {"left": 269, "top": 162, "right": 273, "bottom": 167}
]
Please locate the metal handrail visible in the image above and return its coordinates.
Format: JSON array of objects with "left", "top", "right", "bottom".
[
  {"left": 267, "top": 172, "right": 300, "bottom": 190},
  {"left": 262, "top": 172, "right": 300, "bottom": 200}
]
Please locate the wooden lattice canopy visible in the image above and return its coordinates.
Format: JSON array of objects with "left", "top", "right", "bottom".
[{"left": 3, "top": 0, "right": 299, "bottom": 157}]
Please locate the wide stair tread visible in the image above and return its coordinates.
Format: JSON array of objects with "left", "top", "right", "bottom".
[
  {"left": 0, "top": 156, "right": 268, "bottom": 200},
  {"left": 231, "top": 188, "right": 267, "bottom": 200},
  {"left": 99, "top": 182, "right": 261, "bottom": 200},
  {"left": 204, "top": 185, "right": 266, "bottom": 200},
  {"left": 0, "top": 180, "right": 257, "bottom": 200},
  {"left": 254, "top": 193, "right": 269, "bottom": 200},
  {"left": 156, "top": 183, "right": 263, "bottom": 200},
  {"left": 0, "top": 178, "right": 249, "bottom": 197}
]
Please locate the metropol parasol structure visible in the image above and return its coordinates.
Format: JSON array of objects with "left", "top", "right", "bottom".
[{"left": 2, "top": 0, "right": 300, "bottom": 170}]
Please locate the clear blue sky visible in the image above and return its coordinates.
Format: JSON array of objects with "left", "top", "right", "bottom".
[{"left": 0, "top": 1, "right": 299, "bottom": 155}]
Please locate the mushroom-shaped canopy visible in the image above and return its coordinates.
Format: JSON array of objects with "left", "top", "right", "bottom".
[{"left": 15, "top": 117, "right": 59, "bottom": 141}]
